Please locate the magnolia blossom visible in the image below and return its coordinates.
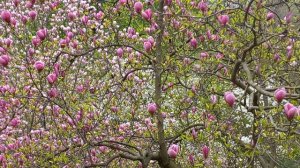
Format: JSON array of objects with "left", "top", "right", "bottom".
[
  {"left": 134, "top": 2, "right": 143, "bottom": 13},
  {"left": 190, "top": 38, "right": 198, "bottom": 49},
  {"left": 188, "top": 154, "right": 195, "bottom": 165},
  {"left": 284, "top": 103, "right": 297, "bottom": 121},
  {"left": 143, "top": 41, "right": 152, "bottom": 52},
  {"left": 191, "top": 128, "right": 197, "bottom": 139},
  {"left": 202, "top": 145, "right": 209, "bottom": 159},
  {"left": 1, "top": 10, "right": 11, "bottom": 23},
  {"left": 147, "top": 103, "right": 157, "bottom": 115},
  {"left": 34, "top": 61, "right": 45, "bottom": 72},
  {"left": 167, "top": 144, "right": 179, "bottom": 158},
  {"left": 198, "top": 1, "right": 208, "bottom": 13},
  {"left": 0, "top": 55, "right": 11, "bottom": 67},
  {"left": 210, "top": 95, "right": 217, "bottom": 104},
  {"left": 218, "top": 15, "right": 229, "bottom": 26},
  {"left": 116, "top": 48, "right": 123, "bottom": 57},
  {"left": 266, "top": 12, "right": 274, "bottom": 21},
  {"left": 28, "top": 11, "right": 37, "bottom": 20},
  {"left": 141, "top": 9, "right": 152, "bottom": 21},
  {"left": 224, "top": 91, "right": 235, "bottom": 107},
  {"left": 36, "top": 28, "right": 47, "bottom": 40},
  {"left": 47, "top": 73, "right": 57, "bottom": 84},
  {"left": 48, "top": 88, "right": 58, "bottom": 98},
  {"left": 274, "top": 88, "right": 286, "bottom": 103}
]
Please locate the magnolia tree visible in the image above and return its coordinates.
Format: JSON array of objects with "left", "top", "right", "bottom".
[{"left": 0, "top": 0, "right": 300, "bottom": 167}]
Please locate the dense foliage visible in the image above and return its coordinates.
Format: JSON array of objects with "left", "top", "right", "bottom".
[{"left": 0, "top": 0, "right": 299, "bottom": 167}]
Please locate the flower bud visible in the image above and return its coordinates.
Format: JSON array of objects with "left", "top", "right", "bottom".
[
  {"left": 141, "top": 9, "right": 152, "bottom": 21},
  {"left": 134, "top": 2, "right": 143, "bottom": 13},
  {"left": 0, "top": 55, "right": 10, "bottom": 67},
  {"left": 274, "top": 88, "right": 286, "bottom": 103},
  {"left": 224, "top": 91, "right": 235, "bottom": 107},
  {"left": 217, "top": 15, "right": 229, "bottom": 26},
  {"left": 37, "top": 28, "right": 47, "bottom": 40},
  {"left": 147, "top": 103, "right": 157, "bottom": 115},
  {"left": 28, "top": 11, "right": 37, "bottom": 20},
  {"left": 47, "top": 73, "right": 57, "bottom": 84},
  {"left": 266, "top": 12, "right": 274, "bottom": 21},
  {"left": 34, "top": 61, "right": 45, "bottom": 72},
  {"left": 143, "top": 41, "right": 152, "bottom": 52},
  {"left": 202, "top": 145, "right": 209, "bottom": 159},
  {"left": 1, "top": 10, "right": 11, "bottom": 23},
  {"left": 116, "top": 48, "right": 123, "bottom": 58},
  {"left": 284, "top": 103, "right": 296, "bottom": 121},
  {"left": 168, "top": 144, "right": 179, "bottom": 158}
]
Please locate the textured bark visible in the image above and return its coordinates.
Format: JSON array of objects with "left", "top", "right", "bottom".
[{"left": 154, "top": 0, "right": 180, "bottom": 168}]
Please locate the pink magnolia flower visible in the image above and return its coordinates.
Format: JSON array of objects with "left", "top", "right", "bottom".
[
  {"left": 116, "top": 48, "right": 123, "bottom": 58},
  {"left": 10, "top": 118, "right": 20, "bottom": 127},
  {"left": 26, "top": 1, "right": 34, "bottom": 8},
  {"left": 111, "top": 106, "right": 118, "bottom": 113},
  {"left": 48, "top": 88, "right": 58, "bottom": 98},
  {"left": 143, "top": 41, "right": 152, "bottom": 52},
  {"left": 215, "top": 53, "right": 224, "bottom": 59},
  {"left": 66, "top": 32, "right": 74, "bottom": 39},
  {"left": 188, "top": 154, "right": 195, "bottom": 165},
  {"left": 1, "top": 10, "right": 11, "bottom": 23},
  {"left": 53, "top": 105, "right": 60, "bottom": 116},
  {"left": 81, "top": 16, "right": 88, "bottom": 25},
  {"left": 4, "top": 38, "right": 13, "bottom": 48},
  {"left": 198, "top": 1, "right": 208, "bottom": 13},
  {"left": 284, "top": 12, "right": 293, "bottom": 24},
  {"left": 68, "top": 12, "right": 76, "bottom": 21},
  {"left": 47, "top": 73, "right": 57, "bottom": 84},
  {"left": 32, "top": 37, "right": 41, "bottom": 47},
  {"left": 168, "top": 144, "right": 179, "bottom": 158},
  {"left": 76, "top": 85, "right": 84, "bottom": 93},
  {"left": 274, "top": 88, "right": 286, "bottom": 103},
  {"left": 218, "top": 15, "right": 229, "bottom": 26},
  {"left": 147, "top": 36, "right": 155, "bottom": 45},
  {"left": 119, "top": 0, "right": 127, "bottom": 5},
  {"left": 34, "top": 61, "right": 45, "bottom": 72},
  {"left": 266, "top": 12, "right": 274, "bottom": 21},
  {"left": 191, "top": 128, "right": 197, "bottom": 139},
  {"left": 36, "top": 28, "right": 47, "bottom": 40},
  {"left": 59, "top": 39, "right": 67, "bottom": 48},
  {"left": 200, "top": 52, "right": 209, "bottom": 58},
  {"left": 28, "top": 11, "right": 37, "bottom": 20},
  {"left": 134, "top": 2, "right": 143, "bottom": 13},
  {"left": 21, "top": 15, "right": 28, "bottom": 24},
  {"left": 0, "top": 55, "right": 10, "bottom": 67},
  {"left": 0, "top": 47, "right": 6, "bottom": 54},
  {"left": 190, "top": 38, "right": 198, "bottom": 49},
  {"left": 99, "top": 146, "right": 107, "bottom": 153},
  {"left": 284, "top": 103, "right": 297, "bottom": 121},
  {"left": 49, "top": 1, "right": 59, "bottom": 10},
  {"left": 147, "top": 103, "right": 157, "bottom": 115},
  {"left": 224, "top": 91, "right": 235, "bottom": 107},
  {"left": 54, "top": 63, "right": 60, "bottom": 76},
  {"left": 210, "top": 95, "right": 217, "bottom": 104},
  {"left": 141, "top": 9, "right": 152, "bottom": 21},
  {"left": 95, "top": 11, "right": 104, "bottom": 20},
  {"left": 202, "top": 145, "right": 209, "bottom": 159},
  {"left": 71, "top": 41, "right": 78, "bottom": 49}
]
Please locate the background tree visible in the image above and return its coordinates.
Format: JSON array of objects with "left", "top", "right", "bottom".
[{"left": 0, "top": 0, "right": 299, "bottom": 167}]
